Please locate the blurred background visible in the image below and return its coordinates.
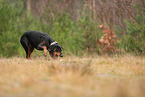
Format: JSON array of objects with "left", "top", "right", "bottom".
[{"left": 0, "top": 0, "right": 144, "bottom": 57}]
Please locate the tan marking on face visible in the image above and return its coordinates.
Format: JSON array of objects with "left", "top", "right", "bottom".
[{"left": 53, "top": 52, "right": 61, "bottom": 57}]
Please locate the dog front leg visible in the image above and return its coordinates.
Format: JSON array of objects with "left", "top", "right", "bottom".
[
  {"left": 42, "top": 46, "right": 47, "bottom": 56},
  {"left": 37, "top": 41, "right": 47, "bottom": 56}
]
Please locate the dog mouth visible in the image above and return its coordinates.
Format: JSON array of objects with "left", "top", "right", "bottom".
[
  {"left": 55, "top": 54, "right": 58, "bottom": 57},
  {"left": 53, "top": 54, "right": 59, "bottom": 59},
  {"left": 53, "top": 52, "right": 62, "bottom": 58}
]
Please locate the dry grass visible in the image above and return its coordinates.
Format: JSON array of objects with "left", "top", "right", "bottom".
[{"left": 0, "top": 55, "right": 145, "bottom": 97}]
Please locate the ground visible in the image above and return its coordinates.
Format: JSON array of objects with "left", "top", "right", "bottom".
[{"left": 0, "top": 55, "right": 145, "bottom": 97}]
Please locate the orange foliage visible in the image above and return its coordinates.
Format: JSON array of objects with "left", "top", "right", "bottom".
[{"left": 98, "top": 25, "right": 119, "bottom": 54}]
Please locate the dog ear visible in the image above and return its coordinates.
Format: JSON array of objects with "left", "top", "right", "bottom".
[{"left": 48, "top": 45, "right": 55, "bottom": 51}]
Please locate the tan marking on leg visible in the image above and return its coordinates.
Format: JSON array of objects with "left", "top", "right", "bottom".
[{"left": 42, "top": 46, "right": 47, "bottom": 56}]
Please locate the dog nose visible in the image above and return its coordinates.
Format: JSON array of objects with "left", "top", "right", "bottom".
[{"left": 60, "top": 53, "right": 63, "bottom": 57}]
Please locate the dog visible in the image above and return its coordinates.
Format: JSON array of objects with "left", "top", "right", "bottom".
[{"left": 20, "top": 31, "right": 63, "bottom": 59}]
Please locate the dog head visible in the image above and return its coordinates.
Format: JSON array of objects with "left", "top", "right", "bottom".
[{"left": 49, "top": 43, "right": 63, "bottom": 58}]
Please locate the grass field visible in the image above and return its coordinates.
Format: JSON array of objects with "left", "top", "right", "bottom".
[{"left": 0, "top": 55, "right": 145, "bottom": 97}]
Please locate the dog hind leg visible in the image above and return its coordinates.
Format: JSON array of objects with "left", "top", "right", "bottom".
[
  {"left": 28, "top": 44, "right": 34, "bottom": 58},
  {"left": 20, "top": 36, "right": 30, "bottom": 59}
]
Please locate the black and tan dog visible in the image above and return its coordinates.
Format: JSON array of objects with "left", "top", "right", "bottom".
[{"left": 20, "top": 31, "right": 63, "bottom": 59}]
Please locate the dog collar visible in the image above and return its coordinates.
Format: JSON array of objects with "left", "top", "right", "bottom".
[{"left": 50, "top": 41, "right": 57, "bottom": 46}]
